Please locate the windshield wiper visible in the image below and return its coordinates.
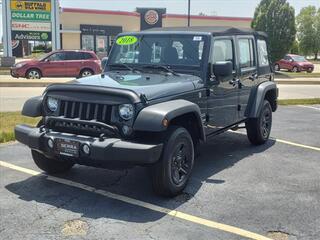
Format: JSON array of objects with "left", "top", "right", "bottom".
[
  {"left": 108, "top": 63, "right": 139, "bottom": 73},
  {"left": 141, "top": 64, "right": 180, "bottom": 76}
]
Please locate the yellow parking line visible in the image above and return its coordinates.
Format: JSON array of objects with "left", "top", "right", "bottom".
[
  {"left": 229, "top": 130, "right": 320, "bottom": 152},
  {"left": 0, "top": 160, "right": 272, "bottom": 240},
  {"left": 272, "top": 138, "right": 320, "bottom": 152}
]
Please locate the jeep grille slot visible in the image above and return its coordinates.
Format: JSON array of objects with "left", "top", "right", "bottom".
[{"left": 59, "top": 100, "right": 112, "bottom": 123}]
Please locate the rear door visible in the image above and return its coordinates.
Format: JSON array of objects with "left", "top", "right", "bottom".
[
  {"left": 236, "top": 36, "right": 257, "bottom": 120},
  {"left": 207, "top": 36, "right": 238, "bottom": 132},
  {"left": 39, "top": 52, "right": 67, "bottom": 77},
  {"left": 64, "top": 51, "right": 82, "bottom": 77}
]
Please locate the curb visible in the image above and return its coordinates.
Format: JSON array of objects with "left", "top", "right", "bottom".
[
  {"left": 0, "top": 82, "right": 54, "bottom": 87},
  {"left": 275, "top": 80, "right": 320, "bottom": 85}
]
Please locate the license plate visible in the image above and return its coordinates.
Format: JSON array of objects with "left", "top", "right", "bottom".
[{"left": 55, "top": 138, "right": 79, "bottom": 157}]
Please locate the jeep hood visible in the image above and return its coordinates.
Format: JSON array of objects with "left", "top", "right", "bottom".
[{"left": 68, "top": 72, "right": 201, "bottom": 101}]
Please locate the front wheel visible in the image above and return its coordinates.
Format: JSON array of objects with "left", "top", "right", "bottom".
[
  {"left": 246, "top": 100, "right": 272, "bottom": 145},
  {"left": 32, "top": 150, "right": 74, "bottom": 174},
  {"left": 151, "top": 126, "right": 194, "bottom": 197},
  {"left": 292, "top": 66, "right": 299, "bottom": 72},
  {"left": 274, "top": 64, "right": 280, "bottom": 71},
  {"left": 26, "top": 69, "right": 41, "bottom": 79}
]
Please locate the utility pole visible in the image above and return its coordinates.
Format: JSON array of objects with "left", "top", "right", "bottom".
[{"left": 187, "top": 0, "right": 191, "bottom": 27}]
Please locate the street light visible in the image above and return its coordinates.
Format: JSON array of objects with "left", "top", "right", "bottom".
[{"left": 187, "top": 0, "right": 191, "bottom": 27}]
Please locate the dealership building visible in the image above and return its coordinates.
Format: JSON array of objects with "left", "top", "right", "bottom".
[{"left": 60, "top": 7, "right": 252, "bottom": 57}]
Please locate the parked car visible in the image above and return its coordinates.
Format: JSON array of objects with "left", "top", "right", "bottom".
[
  {"left": 15, "top": 27, "right": 278, "bottom": 196},
  {"left": 274, "top": 54, "right": 314, "bottom": 73},
  {"left": 10, "top": 50, "right": 101, "bottom": 79}
]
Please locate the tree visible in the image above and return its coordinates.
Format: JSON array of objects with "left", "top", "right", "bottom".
[
  {"left": 290, "top": 40, "right": 300, "bottom": 54},
  {"left": 251, "top": 0, "right": 296, "bottom": 63},
  {"left": 297, "top": 6, "right": 320, "bottom": 60}
]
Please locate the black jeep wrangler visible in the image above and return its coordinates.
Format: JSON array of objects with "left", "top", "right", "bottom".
[{"left": 15, "top": 27, "right": 278, "bottom": 196}]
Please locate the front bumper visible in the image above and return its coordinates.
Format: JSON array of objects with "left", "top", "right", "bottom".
[
  {"left": 15, "top": 124, "right": 163, "bottom": 166},
  {"left": 10, "top": 68, "right": 20, "bottom": 78}
]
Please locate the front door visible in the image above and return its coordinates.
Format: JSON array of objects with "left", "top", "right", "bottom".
[
  {"left": 207, "top": 37, "right": 238, "bottom": 133},
  {"left": 236, "top": 36, "right": 257, "bottom": 119},
  {"left": 40, "top": 52, "right": 67, "bottom": 77}
]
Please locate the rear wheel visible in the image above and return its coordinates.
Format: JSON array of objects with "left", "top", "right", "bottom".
[
  {"left": 31, "top": 150, "right": 74, "bottom": 174},
  {"left": 26, "top": 69, "right": 41, "bottom": 79},
  {"left": 151, "top": 126, "right": 194, "bottom": 197},
  {"left": 274, "top": 64, "right": 280, "bottom": 71},
  {"left": 307, "top": 68, "right": 313, "bottom": 73},
  {"left": 246, "top": 100, "right": 272, "bottom": 145},
  {"left": 80, "top": 69, "right": 93, "bottom": 78}
]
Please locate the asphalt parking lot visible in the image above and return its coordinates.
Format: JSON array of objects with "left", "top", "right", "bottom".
[{"left": 0, "top": 105, "right": 319, "bottom": 240}]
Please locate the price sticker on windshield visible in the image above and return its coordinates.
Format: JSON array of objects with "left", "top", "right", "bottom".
[
  {"left": 116, "top": 36, "right": 138, "bottom": 45},
  {"left": 193, "top": 36, "right": 202, "bottom": 41}
]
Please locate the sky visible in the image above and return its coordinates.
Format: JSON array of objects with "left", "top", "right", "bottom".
[{"left": 1, "top": 0, "right": 320, "bottom": 43}]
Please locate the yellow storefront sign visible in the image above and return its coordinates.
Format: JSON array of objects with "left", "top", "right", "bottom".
[{"left": 11, "top": 1, "right": 51, "bottom": 12}]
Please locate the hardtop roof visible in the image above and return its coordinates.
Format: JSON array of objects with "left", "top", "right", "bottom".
[{"left": 120, "top": 26, "right": 267, "bottom": 37}]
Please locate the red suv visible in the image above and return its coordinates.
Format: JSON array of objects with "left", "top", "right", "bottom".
[
  {"left": 274, "top": 54, "right": 314, "bottom": 73},
  {"left": 11, "top": 50, "right": 101, "bottom": 79}
]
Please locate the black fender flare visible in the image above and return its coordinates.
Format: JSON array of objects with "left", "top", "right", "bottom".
[
  {"left": 21, "top": 96, "right": 43, "bottom": 117},
  {"left": 133, "top": 99, "right": 205, "bottom": 141},
  {"left": 245, "top": 81, "right": 278, "bottom": 118}
]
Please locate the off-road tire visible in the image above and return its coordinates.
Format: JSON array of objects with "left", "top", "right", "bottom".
[
  {"left": 246, "top": 100, "right": 272, "bottom": 145},
  {"left": 151, "top": 126, "right": 194, "bottom": 197},
  {"left": 31, "top": 150, "right": 74, "bottom": 174}
]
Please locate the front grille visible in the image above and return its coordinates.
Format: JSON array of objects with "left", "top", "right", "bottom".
[
  {"left": 59, "top": 100, "right": 113, "bottom": 124},
  {"left": 45, "top": 99, "right": 115, "bottom": 137}
]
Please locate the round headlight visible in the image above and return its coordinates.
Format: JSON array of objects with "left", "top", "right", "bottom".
[
  {"left": 119, "top": 104, "right": 134, "bottom": 120},
  {"left": 47, "top": 97, "right": 58, "bottom": 112}
]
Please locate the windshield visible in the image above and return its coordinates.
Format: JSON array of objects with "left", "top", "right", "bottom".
[
  {"left": 108, "top": 34, "right": 206, "bottom": 70},
  {"left": 291, "top": 55, "right": 306, "bottom": 62}
]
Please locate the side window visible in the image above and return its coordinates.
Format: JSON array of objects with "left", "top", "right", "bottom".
[
  {"left": 47, "top": 52, "right": 66, "bottom": 61},
  {"left": 65, "top": 52, "right": 81, "bottom": 60},
  {"left": 212, "top": 39, "right": 234, "bottom": 69},
  {"left": 238, "top": 38, "right": 255, "bottom": 68},
  {"left": 284, "top": 55, "right": 291, "bottom": 61},
  {"left": 81, "top": 52, "right": 94, "bottom": 60},
  {"left": 257, "top": 39, "right": 269, "bottom": 67}
]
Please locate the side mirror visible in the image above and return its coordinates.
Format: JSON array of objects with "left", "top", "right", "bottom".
[
  {"left": 44, "top": 58, "right": 50, "bottom": 62},
  {"left": 212, "top": 61, "right": 233, "bottom": 79}
]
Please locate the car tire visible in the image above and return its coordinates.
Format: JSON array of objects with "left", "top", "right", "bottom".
[
  {"left": 151, "top": 126, "right": 194, "bottom": 197},
  {"left": 26, "top": 69, "right": 41, "bottom": 79},
  {"left": 31, "top": 150, "right": 74, "bottom": 174},
  {"left": 246, "top": 100, "right": 272, "bottom": 145},
  {"left": 307, "top": 68, "right": 313, "bottom": 73},
  {"left": 292, "top": 66, "right": 299, "bottom": 72},
  {"left": 274, "top": 64, "right": 280, "bottom": 71},
  {"left": 80, "top": 69, "right": 94, "bottom": 78}
]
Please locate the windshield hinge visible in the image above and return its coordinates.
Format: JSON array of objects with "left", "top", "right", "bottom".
[{"left": 140, "top": 94, "right": 148, "bottom": 104}]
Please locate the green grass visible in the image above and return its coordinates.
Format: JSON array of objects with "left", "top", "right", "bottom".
[
  {"left": 0, "top": 112, "right": 40, "bottom": 143},
  {"left": 278, "top": 98, "right": 320, "bottom": 106},
  {"left": 275, "top": 71, "right": 320, "bottom": 78}
]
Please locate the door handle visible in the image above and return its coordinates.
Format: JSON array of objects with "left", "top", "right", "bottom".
[
  {"left": 229, "top": 78, "right": 240, "bottom": 86},
  {"left": 249, "top": 73, "right": 258, "bottom": 81}
]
